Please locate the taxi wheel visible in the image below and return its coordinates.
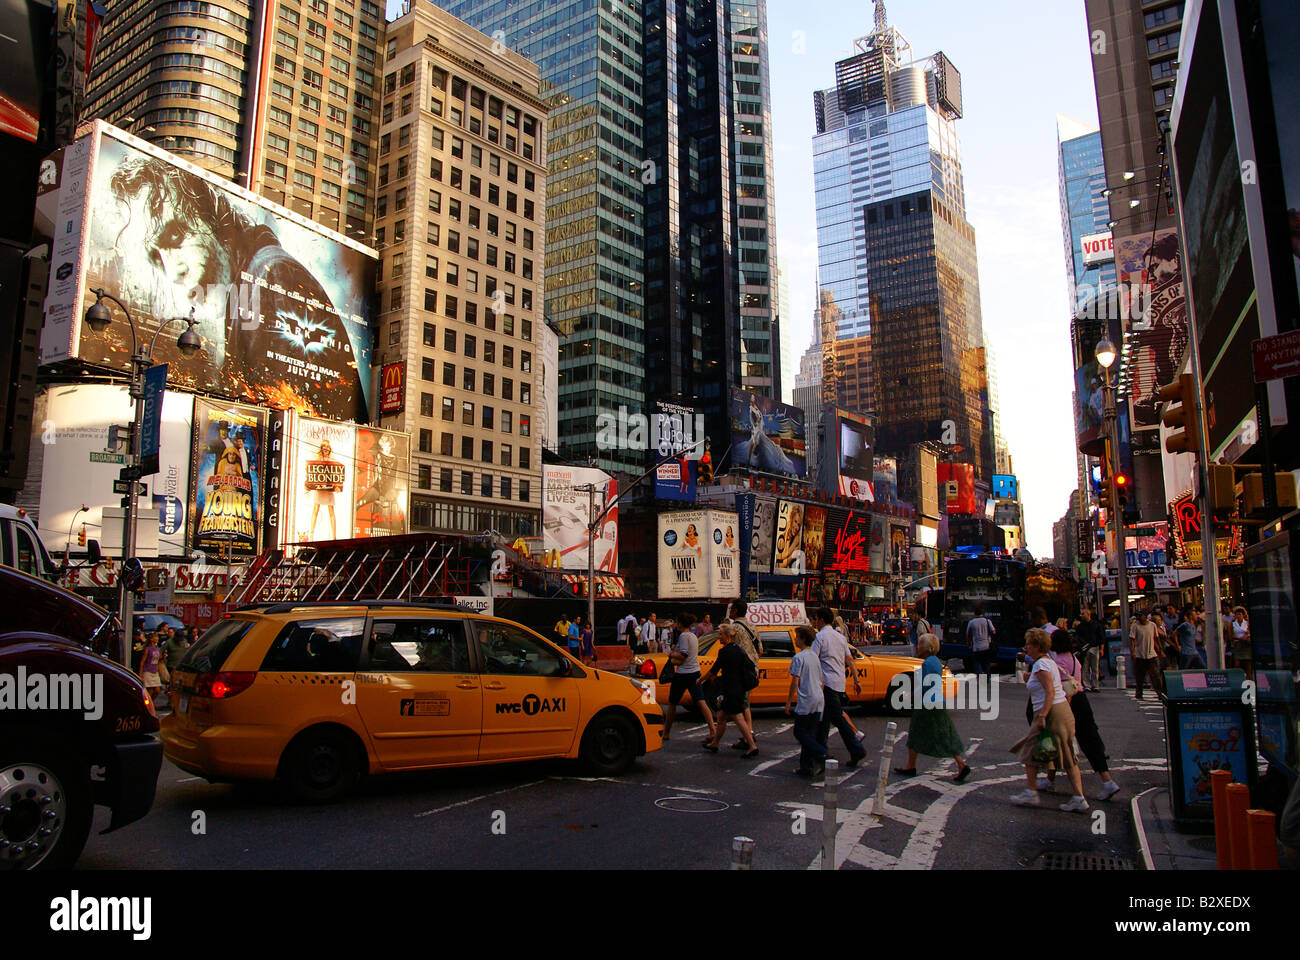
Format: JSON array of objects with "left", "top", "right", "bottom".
[
  {"left": 282, "top": 728, "right": 360, "bottom": 804},
  {"left": 580, "top": 713, "right": 638, "bottom": 776},
  {"left": 0, "top": 735, "right": 92, "bottom": 871}
]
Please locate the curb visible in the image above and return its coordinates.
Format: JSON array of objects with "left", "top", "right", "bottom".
[{"left": 1131, "top": 785, "right": 1159, "bottom": 871}]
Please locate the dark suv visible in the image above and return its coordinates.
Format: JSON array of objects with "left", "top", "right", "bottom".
[{"left": 0, "top": 565, "right": 162, "bottom": 869}]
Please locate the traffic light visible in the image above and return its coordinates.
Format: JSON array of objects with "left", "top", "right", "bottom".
[
  {"left": 1114, "top": 472, "right": 1131, "bottom": 512},
  {"left": 77, "top": 525, "right": 86, "bottom": 546},
  {"left": 1159, "top": 374, "right": 1200, "bottom": 455},
  {"left": 1098, "top": 471, "right": 1113, "bottom": 512}
]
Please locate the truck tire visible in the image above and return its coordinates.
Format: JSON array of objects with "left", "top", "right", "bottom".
[
  {"left": 580, "top": 713, "right": 638, "bottom": 776},
  {"left": 0, "top": 735, "right": 93, "bottom": 870}
]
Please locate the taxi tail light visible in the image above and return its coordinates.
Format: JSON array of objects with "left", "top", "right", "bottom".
[
  {"left": 638, "top": 661, "right": 658, "bottom": 678},
  {"left": 193, "top": 671, "right": 257, "bottom": 699}
]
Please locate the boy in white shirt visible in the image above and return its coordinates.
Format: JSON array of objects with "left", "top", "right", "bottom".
[{"left": 786, "top": 625, "right": 828, "bottom": 778}]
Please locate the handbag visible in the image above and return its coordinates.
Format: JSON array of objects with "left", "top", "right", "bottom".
[
  {"left": 1031, "top": 729, "right": 1059, "bottom": 764},
  {"left": 1059, "top": 656, "right": 1080, "bottom": 700}
]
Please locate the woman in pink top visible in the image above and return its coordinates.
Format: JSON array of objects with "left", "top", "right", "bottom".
[
  {"left": 1039, "top": 631, "right": 1121, "bottom": 801},
  {"left": 1010, "top": 629, "right": 1088, "bottom": 812}
]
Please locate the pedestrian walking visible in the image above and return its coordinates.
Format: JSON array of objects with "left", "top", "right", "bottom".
[
  {"left": 618, "top": 611, "right": 637, "bottom": 649},
  {"left": 1129, "top": 610, "right": 1163, "bottom": 699},
  {"left": 1010, "top": 628, "right": 1089, "bottom": 812},
  {"left": 786, "top": 625, "right": 828, "bottom": 778},
  {"left": 1230, "top": 607, "right": 1253, "bottom": 679},
  {"left": 579, "top": 618, "right": 596, "bottom": 665},
  {"left": 722, "top": 600, "right": 763, "bottom": 749},
  {"left": 1036, "top": 631, "right": 1120, "bottom": 801},
  {"left": 554, "top": 614, "right": 571, "bottom": 649},
  {"left": 965, "top": 604, "right": 996, "bottom": 675},
  {"left": 641, "top": 613, "right": 659, "bottom": 655},
  {"left": 693, "top": 614, "right": 713, "bottom": 637},
  {"left": 1073, "top": 607, "right": 1105, "bottom": 691},
  {"left": 701, "top": 624, "right": 759, "bottom": 757},
  {"left": 1175, "top": 607, "right": 1204, "bottom": 669},
  {"left": 906, "top": 608, "right": 933, "bottom": 659},
  {"left": 894, "top": 634, "right": 971, "bottom": 782},
  {"left": 566, "top": 615, "right": 582, "bottom": 659},
  {"left": 810, "top": 606, "right": 867, "bottom": 769},
  {"left": 662, "top": 613, "right": 716, "bottom": 743},
  {"left": 138, "top": 632, "right": 165, "bottom": 704}
]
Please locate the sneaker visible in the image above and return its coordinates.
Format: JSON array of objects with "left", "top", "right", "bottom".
[
  {"left": 1097, "top": 780, "right": 1122, "bottom": 801},
  {"left": 1036, "top": 774, "right": 1053, "bottom": 791},
  {"left": 1059, "top": 796, "right": 1090, "bottom": 813},
  {"left": 1010, "top": 789, "right": 1041, "bottom": 806}
]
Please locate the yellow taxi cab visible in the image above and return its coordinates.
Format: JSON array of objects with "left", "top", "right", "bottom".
[
  {"left": 629, "top": 625, "right": 956, "bottom": 708},
  {"left": 162, "top": 601, "right": 663, "bottom": 801}
]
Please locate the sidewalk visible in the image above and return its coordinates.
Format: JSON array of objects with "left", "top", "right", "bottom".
[{"left": 1131, "top": 786, "right": 1218, "bottom": 870}]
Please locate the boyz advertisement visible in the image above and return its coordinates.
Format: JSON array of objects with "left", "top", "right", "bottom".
[
  {"left": 353, "top": 427, "right": 410, "bottom": 537},
  {"left": 730, "top": 387, "right": 806, "bottom": 478},
  {"left": 189, "top": 398, "right": 266, "bottom": 559},
  {"left": 41, "top": 123, "right": 377, "bottom": 422}
]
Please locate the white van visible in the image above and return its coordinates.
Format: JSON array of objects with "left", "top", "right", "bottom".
[{"left": 0, "top": 504, "right": 59, "bottom": 580}]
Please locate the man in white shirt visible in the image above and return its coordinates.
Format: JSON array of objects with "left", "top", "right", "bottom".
[
  {"left": 618, "top": 612, "right": 638, "bottom": 649},
  {"left": 810, "top": 606, "right": 867, "bottom": 768},
  {"left": 641, "top": 613, "right": 659, "bottom": 654}
]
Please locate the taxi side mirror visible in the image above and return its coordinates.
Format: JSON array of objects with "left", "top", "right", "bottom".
[{"left": 554, "top": 657, "right": 572, "bottom": 677}]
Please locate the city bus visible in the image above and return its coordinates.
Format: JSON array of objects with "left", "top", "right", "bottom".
[{"left": 939, "top": 554, "right": 1027, "bottom": 670}]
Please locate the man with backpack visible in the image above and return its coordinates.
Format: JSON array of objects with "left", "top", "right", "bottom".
[{"left": 700, "top": 623, "right": 759, "bottom": 757}]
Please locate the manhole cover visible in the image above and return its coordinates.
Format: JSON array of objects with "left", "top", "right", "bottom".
[
  {"left": 1035, "top": 852, "right": 1135, "bottom": 870},
  {"left": 654, "top": 796, "right": 730, "bottom": 814}
]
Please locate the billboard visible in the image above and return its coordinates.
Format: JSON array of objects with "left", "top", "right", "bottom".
[
  {"left": 353, "top": 426, "right": 410, "bottom": 537},
  {"left": 651, "top": 398, "right": 704, "bottom": 460},
  {"left": 1114, "top": 227, "right": 1189, "bottom": 432},
  {"left": 1080, "top": 231, "right": 1114, "bottom": 266},
  {"left": 937, "top": 462, "right": 976, "bottom": 515},
  {"left": 748, "top": 496, "right": 777, "bottom": 574},
  {"left": 772, "top": 499, "right": 806, "bottom": 574},
  {"left": 657, "top": 509, "right": 739, "bottom": 599},
  {"left": 654, "top": 458, "right": 696, "bottom": 503},
  {"left": 189, "top": 398, "right": 266, "bottom": 559},
  {"left": 872, "top": 456, "right": 897, "bottom": 505},
  {"left": 36, "top": 383, "right": 193, "bottom": 554},
  {"left": 824, "top": 406, "right": 874, "bottom": 501},
  {"left": 802, "top": 504, "right": 827, "bottom": 573},
  {"left": 730, "top": 387, "right": 806, "bottom": 478},
  {"left": 543, "top": 465, "right": 618, "bottom": 573},
  {"left": 889, "top": 522, "right": 909, "bottom": 578},
  {"left": 40, "top": 122, "right": 377, "bottom": 422},
  {"left": 823, "top": 508, "right": 873, "bottom": 576},
  {"left": 379, "top": 362, "right": 405, "bottom": 415},
  {"left": 285, "top": 415, "right": 355, "bottom": 545}
]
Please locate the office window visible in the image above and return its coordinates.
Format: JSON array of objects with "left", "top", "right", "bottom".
[
  {"left": 484, "top": 340, "right": 496, "bottom": 364},
  {"left": 418, "top": 429, "right": 432, "bottom": 453},
  {"left": 481, "top": 440, "right": 493, "bottom": 464},
  {"left": 429, "top": 190, "right": 441, "bottom": 213},
  {"left": 447, "top": 230, "right": 460, "bottom": 253},
  {"left": 520, "top": 382, "right": 530, "bottom": 405},
  {"left": 448, "top": 197, "right": 461, "bottom": 221},
  {"left": 423, "top": 288, "right": 437, "bottom": 311},
  {"left": 442, "top": 362, "right": 455, "bottom": 386},
  {"left": 519, "top": 447, "right": 530, "bottom": 470},
  {"left": 462, "top": 401, "right": 474, "bottom": 425},
  {"left": 388, "top": 287, "right": 401, "bottom": 311},
  {"left": 521, "top": 351, "right": 531, "bottom": 373},
  {"left": 445, "top": 262, "right": 458, "bottom": 286},
  {"left": 519, "top": 479, "right": 530, "bottom": 503},
  {"left": 444, "top": 295, "right": 457, "bottom": 319},
  {"left": 483, "top": 372, "right": 495, "bottom": 396},
  {"left": 482, "top": 406, "right": 494, "bottom": 430},
  {"left": 502, "top": 378, "right": 513, "bottom": 401},
  {"left": 464, "top": 335, "right": 477, "bottom": 359},
  {"left": 441, "top": 397, "right": 454, "bottom": 421},
  {"left": 421, "top": 357, "right": 434, "bottom": 380},
  {"left": 502, "top": 345, "right": 514, "bottom": 368},
  {"left": 522, "top": 228, "right": 533, "bottom": 250},
  {"left": 519, "top": 415, "right": 530, "bottom": 437},
  {"left": 427, "top": 222, "right": 440, "bottom": 245},
  {"left": 444, "top": 329, "right": 456, "bottom": 352},
  {"left": 426, "top": 255, "right": 439, "bottom": 279},
  {"left": 464, "top": 302, "right": 478, "bottom": 325},
  {"left": 463, "top": 368, "right": 475, "bottom": 391},
  {"left": 441, "top": 433, "right": 453, "bottom": 456},
  {"left": 486, "top": 244, "right": 498, "bottom": 267},
  {"left": 466, "top": 269, "right": 478, "bottom": 294},
  {"left": 423, "top": 322, "right": 436, "bottom": 346},
  {"left": 500, "top": 443, "right": 512, "bottom": 466},
  {"left": 420, "top": 393, "right": 434, "bottom": 417},
  {"left": 480, "top": 473, "right": 492, "bottom": 498},
  {"left": 461, "top": 436, "right": 473, "bottom": 460},
  {"left": 440, "top": 467, "right": 452, "bottom": 492},
  {"left": 461, "top": 472, "right": 472, "bottom": 495},
  {"left": 500, "top": 477, "right": 511, "bottom": 500},
  {"left": 418, "top": 464, "right": 431, "bottom": 489},
  {"left": 502, "top": 410, "right": 512, "bottom": 434}
]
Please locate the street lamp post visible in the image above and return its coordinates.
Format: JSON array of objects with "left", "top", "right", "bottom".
[
  {"left": 84, "top": 289, "right": 202, "bottom": 665},
  {"left": 1095, "top": 337, "right": 1131, "bottom": 646}
]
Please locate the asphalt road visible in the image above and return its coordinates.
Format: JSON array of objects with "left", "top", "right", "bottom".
[{"left": 77, "top": 668, "right": 1171, "bottom": 870}]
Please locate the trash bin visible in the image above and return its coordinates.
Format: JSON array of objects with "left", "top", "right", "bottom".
[
  {"left": 1104, "top": 630, "right": 1123, "bottom": 677},
  {"left": 1163, "top": 669, "right": 1258, "bottom": 833},
  {"left": 1256, "top": 670, "right": 1298, "bottom": 781}
]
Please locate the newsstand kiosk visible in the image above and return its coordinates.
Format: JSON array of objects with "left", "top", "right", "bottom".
[{"left": 1163, "top": 670, "right": 1258, "bottom": 832}]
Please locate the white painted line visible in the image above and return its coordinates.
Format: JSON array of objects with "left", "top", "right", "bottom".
[
  {"left": 845, "top": 844, "right": 900, "bottom": 869},
  {"left": 749, "top": 748, "right": 802, "bottom": 776},
  {"left": 175, "top": 777, "right": 201, "bottom": 783},
  {"left": 415, "top": 779, "right": 545, "bottom": 818}
]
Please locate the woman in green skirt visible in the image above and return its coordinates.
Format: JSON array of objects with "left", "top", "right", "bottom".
[{"left": 894, "top": 634, "right": 971, "bottom": 782}]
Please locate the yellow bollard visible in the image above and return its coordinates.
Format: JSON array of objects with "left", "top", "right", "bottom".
[
  {"left": 1246, "top": 810, "right": 1279, "bottom": 870},
  {"left": 1210, "top": 769, "right": 1234, "bottom": 870}
]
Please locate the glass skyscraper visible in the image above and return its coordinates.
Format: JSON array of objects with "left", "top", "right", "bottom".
[
  {"left": 1057, "top": 119, "right": 1117, "bottom": 311},
  {"left": 442, "top": 0, "right": 782, "bottom": 470}
]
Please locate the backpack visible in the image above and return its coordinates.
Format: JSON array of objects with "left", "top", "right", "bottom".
[{"left": 739, "top": 650, "right": 760, "bottom": 691}]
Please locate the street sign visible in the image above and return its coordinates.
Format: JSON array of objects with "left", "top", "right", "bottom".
[
  {"left": 1252, "top": 330, "right": 1300, "bottom": 383},
  {"left": 140, "top": 363, "right": 168, "bottom": 476},
  {"left": 113, "top": 480, "right": 147, "bottom": 496}
]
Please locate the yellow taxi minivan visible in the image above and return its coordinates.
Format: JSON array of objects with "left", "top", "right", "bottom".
[{"left": 161, "top": 601, "right": 663, "bottom": 801}]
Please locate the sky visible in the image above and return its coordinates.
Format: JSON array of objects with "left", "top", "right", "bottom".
[{"left": 765, "top": 0, "right": 1102, "bottom": 557}]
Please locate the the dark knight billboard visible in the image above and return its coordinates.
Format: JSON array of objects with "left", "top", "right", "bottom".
[{"left": 41, "top": 122, "right": 377, "bottom": 422}]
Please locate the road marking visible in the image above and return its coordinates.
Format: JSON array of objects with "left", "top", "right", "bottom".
[
  {"left": 749, "top": 748, "right": 802, "bottom": 776},
  {"left": 415, "top": 780, "right": 545, "bottom": 818},
  {"left": 175, "top": 777, "right": 201, "bottom": 783}
]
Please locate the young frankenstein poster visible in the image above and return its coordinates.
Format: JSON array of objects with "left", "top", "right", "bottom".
[{"left": 190, "top": 398, "right": 266, "bottom": 558}]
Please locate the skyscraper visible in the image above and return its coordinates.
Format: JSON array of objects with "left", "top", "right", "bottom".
[
  {"left": 374, "top": 1, "right": 548, "bottom": 538},
  {"left": 440, "top": 0, "right": 782, "bottom": 471},
  {"left": 1057, "top": 118, "right": 1118, "bottom": 312},
  {"left": 813, "top": 4, "right": 995, "bottom": 480},
  {"left": 83, "top": 0, "right": 385, "bottom": 241}
]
